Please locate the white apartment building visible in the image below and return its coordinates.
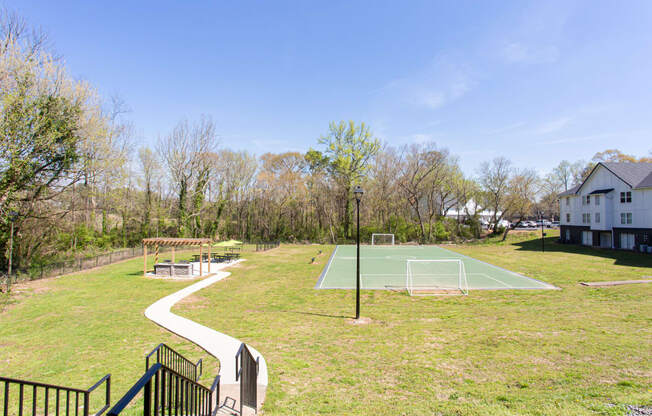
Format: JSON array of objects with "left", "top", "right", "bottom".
[{"left": 558, "top": 162, "right": 652, "bottom": 251}]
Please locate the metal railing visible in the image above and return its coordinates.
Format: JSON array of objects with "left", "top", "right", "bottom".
[
  {"left": 0, "top": 374, "right": 110, "bottom": 416},
  {"left": 235, "top": 343, "right": 259, "bottom": 414},
  {"left": 255, "top": 241, "right": 279, "bottom": 252},
  {"left": 5, "top": 246, "right": 170, "bottom": 285},
  {"left": 145, "top": 344, "right": 202, "bottom": 382},
  {"left": 106, "top": 364, "right": 219, "bottom": 416}
]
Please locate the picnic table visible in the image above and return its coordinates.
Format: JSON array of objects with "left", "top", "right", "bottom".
[
  {"left": 192, "top": 253, "right": 209, "bottom": 262},
  {"left": 211, "top": 253, "right": 229, "bottom": 263}
]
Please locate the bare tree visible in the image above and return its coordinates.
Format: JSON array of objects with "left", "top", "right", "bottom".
[
  {"left": 501, "top": 169, "right": 540, "bottom": 240},
  {"left": 398, "top": 143, "right": 449, "bottom": 242},
  {"left": 478, "top": 157, "right": 513, "bottom": 233},
  {"left": 0, "top": 6, "right": 57, "bottom": 60},
  {"left": 138, "top": 147, "right": 160, "bottom": 237},
  {"left": 158, "top": 116, "right": 218, "bottom": 236}
]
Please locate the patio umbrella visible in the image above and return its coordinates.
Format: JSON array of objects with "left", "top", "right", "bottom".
[{"left": 214, "top": 239, "right": 242, "bottom": 247}]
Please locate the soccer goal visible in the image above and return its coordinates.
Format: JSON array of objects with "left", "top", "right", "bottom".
[
  {"left": 371, "top": 233, "right": 395, "bottom": 245},
  {"left": 406, "top": 259, "right": 469, "bottom": 296}
]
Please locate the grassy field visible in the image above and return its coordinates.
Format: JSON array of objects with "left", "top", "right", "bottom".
[
  {"left": 0, "top": 250, "right": 221, "bottom": 413},
  {"left": 1, "top": 234, "right": 651, "bottom": 415}
]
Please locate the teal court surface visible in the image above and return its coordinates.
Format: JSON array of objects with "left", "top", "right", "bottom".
[{"left": 316, "top": 245, "right": 557, "bottom": 291}]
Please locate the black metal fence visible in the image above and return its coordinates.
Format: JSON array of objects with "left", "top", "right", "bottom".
[
  {"left": 145, "top": 344, "right": 202, "bottom": 382},
  {"left": 0, "top": 374, "right": 110, "bottom": 416},
  {"left": 106, "top": 364, "right": 219, "bottom": 416},
  {"left": 235, "top": 343, "right": 259, "bottom": 414},
  {"left": 2, "top": 246, "right": 179, "bottom": 288},
  {"left": 255, "top": 241, "right": 280, "bottom": 252}
]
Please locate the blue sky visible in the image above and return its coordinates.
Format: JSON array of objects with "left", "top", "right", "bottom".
[{"left": 15, "top": 0, "right": 652, "bottom": 174}]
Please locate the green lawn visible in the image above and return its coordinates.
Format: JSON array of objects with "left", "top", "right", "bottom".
[
  {"left": 1, "top": 235, "right": 651, "bottom": 415},
  {"left": 0, "top": 250, "right": 220, "bottom": 413}
]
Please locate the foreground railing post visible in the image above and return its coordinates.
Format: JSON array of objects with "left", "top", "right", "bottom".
[
  {"left": 83, "top": 392, "right": 89, "bottom": 416},
  {"left": 154, "top": 371, "right": 159, "bottom": 416},
  {"left": 144, "top": 377, "right": 152, "bottom": 416}
]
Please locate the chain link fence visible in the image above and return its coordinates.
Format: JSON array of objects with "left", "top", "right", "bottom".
[{"left": 1, "top": 245, "right": 177, "bottom": 289}]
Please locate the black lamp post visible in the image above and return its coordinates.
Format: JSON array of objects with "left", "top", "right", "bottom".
[
  {"left": 539, "top": 210, "right": 545, "bottom": 252},
  {"left": 353, "top": 185, "right": 364, "bottom": 320},
  {"left": 7, "top": 211, "right": 18, "bottom": 277}
]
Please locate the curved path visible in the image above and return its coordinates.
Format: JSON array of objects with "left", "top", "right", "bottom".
[{"left": 144, "top": 262, "right": 268, "bottom": 409}]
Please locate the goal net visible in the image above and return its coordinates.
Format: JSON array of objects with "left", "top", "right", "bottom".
[
  {"left": 371, "top": 233, "right": 395, "bottom": 246},
  {"left": 406, "top": 259, "right": 468, "bottom": 296}
]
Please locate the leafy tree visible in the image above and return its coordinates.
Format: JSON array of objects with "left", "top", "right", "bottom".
[{"left": 317, "top": 121, "right": 380, "bottom": 238}]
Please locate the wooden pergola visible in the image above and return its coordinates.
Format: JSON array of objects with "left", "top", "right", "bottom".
[{"left": 142, "top": 238, "right": 212, "bottom": 277}]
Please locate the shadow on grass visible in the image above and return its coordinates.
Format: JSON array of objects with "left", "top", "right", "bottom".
[
  {"left": 289, "top": 311, "right": 352, "bottom": 320},
  {"left": 513, "top": 236, "right": 652, "bottom": 268}
]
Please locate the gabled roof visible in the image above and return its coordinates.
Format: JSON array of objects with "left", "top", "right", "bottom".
[
  {"left": 561, "top": 162, "right": 652, "bottom": 197},
  {"left": 635, "top": 171, "right": 652, "bottom": 189},
  {"left": 558, "top": 184, "right": 580, "bottom": 197},
  {"left": 601, "top": 162, "right": 652, "bottom": 188}
]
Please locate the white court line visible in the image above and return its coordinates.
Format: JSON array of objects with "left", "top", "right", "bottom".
[
  {"left": 474, "top": 273, "right": 513, "bottom": 288},
  {"left": 337, "top": 256, "right": 417, "bottom": 260},
  {"left": 318, "top": 245, "right": 339, "bottom": 289},
  {"left": 362, "top": 273, "right": 512, "bottom": 288}
]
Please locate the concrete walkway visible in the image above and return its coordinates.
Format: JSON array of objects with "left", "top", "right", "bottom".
[{"left": 144, "top": 261, "right": 268, "bottom": 411}]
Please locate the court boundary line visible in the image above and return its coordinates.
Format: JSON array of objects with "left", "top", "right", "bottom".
[
  {"left": 434, "top": 245, "right": 558, "bottom": 289},
  {"left": 361, "top": 272, "right": 513, "bottom": 288},
  {"left": 315, "top": 245, "right": 338, "bottom": 289},
  {"left": 316, "top": 245, "right": 558, "bottom": 290}
]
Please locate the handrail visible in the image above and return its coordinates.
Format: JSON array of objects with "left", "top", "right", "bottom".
[
  {"left": 209, "top": 375, "right": 220, "bottom": 393},
  {"left": 235, "top": 343, "right": 258, "bottom": 414},
  {"left": 0, "top": 374, "right": 111, "bottom": 416},
  {"left": 196, "top": 358, "right": 203, "bottom": 380},
  {"left": 86, "top": 374, "right": 111, "bottom": 416},
  {"left": 145, "top": 343, "right": 202, "bottom": 381},
  {"left": 107, "top": 364, "right": 162, "bottom": 416},
  {"left": 107, "top": 363, "right": 216, "bottom": 416},
  {"left": 0, "top": 376, "right": 88, "bottom": 394}
]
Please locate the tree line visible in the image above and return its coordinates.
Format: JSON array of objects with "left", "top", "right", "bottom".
[{"left": 1, "top": 7, "right": 650, "bottom": 272}]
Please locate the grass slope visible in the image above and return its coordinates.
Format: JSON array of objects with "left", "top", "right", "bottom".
[
  {"left": 1, "top": 235, "right": 650, "bottom": 415},
  {"left": 176, "top": 233, "right": 651, "bottom": 415},
  {"left": 0, "top": 251, "right": 220, "bottom": 413}
]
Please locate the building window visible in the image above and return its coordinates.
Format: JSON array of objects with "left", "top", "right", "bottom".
[
  {"left": 620, "top": 212, "right": 632, "bottom": 224},
  {"left": 583, "top": 195, "right": 590, "bottom": 205},
  {"left": 620, "top": 233, "right": 635, "bottom": 250},
  {"left": 595, "top": 195, "right": 600, "bottom": 206},
  {"left": 620, "top": 191, "right": 632, "bottom": 203},
  {"left": 595, "top": 213, "right": 600, "bottom": 223},
  {"left": 565, "top": 197, "right": 570, "bottom": 206},
  {"left": 566, "top": 213, "right": 570, "bottom": 223},
  {"left": 582, "top": 213, "right": 591, "bottom": 224}
]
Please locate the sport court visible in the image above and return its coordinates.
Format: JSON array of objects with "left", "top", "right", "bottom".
[{"left": 316, "top": 245, "right": 557, "bottom": 291}]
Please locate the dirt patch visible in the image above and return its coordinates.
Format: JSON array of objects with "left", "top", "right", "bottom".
[
  {"left": 0, "top": 279, "right": 57, "bottom": 314},
  {"left": 177, "top": 294, "right": 209, "bottom": 310},
  {"left": 347, "top": 317, "right": 373, "bottom": 325}
]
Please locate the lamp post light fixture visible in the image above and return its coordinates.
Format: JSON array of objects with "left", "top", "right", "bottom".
[
  {"left": 7, "top": 210, "right": 18, "bottom": 278},
  {"left": 353, "top": 185, "right": 364, "bottom": 320}
]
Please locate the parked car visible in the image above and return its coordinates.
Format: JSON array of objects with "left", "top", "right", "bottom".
[
  {"left": 550, "top": 221, "right": 560, "bottom": 228},
  {"left": 498, "top": 219, "right": 511, "bottom": 229}
]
